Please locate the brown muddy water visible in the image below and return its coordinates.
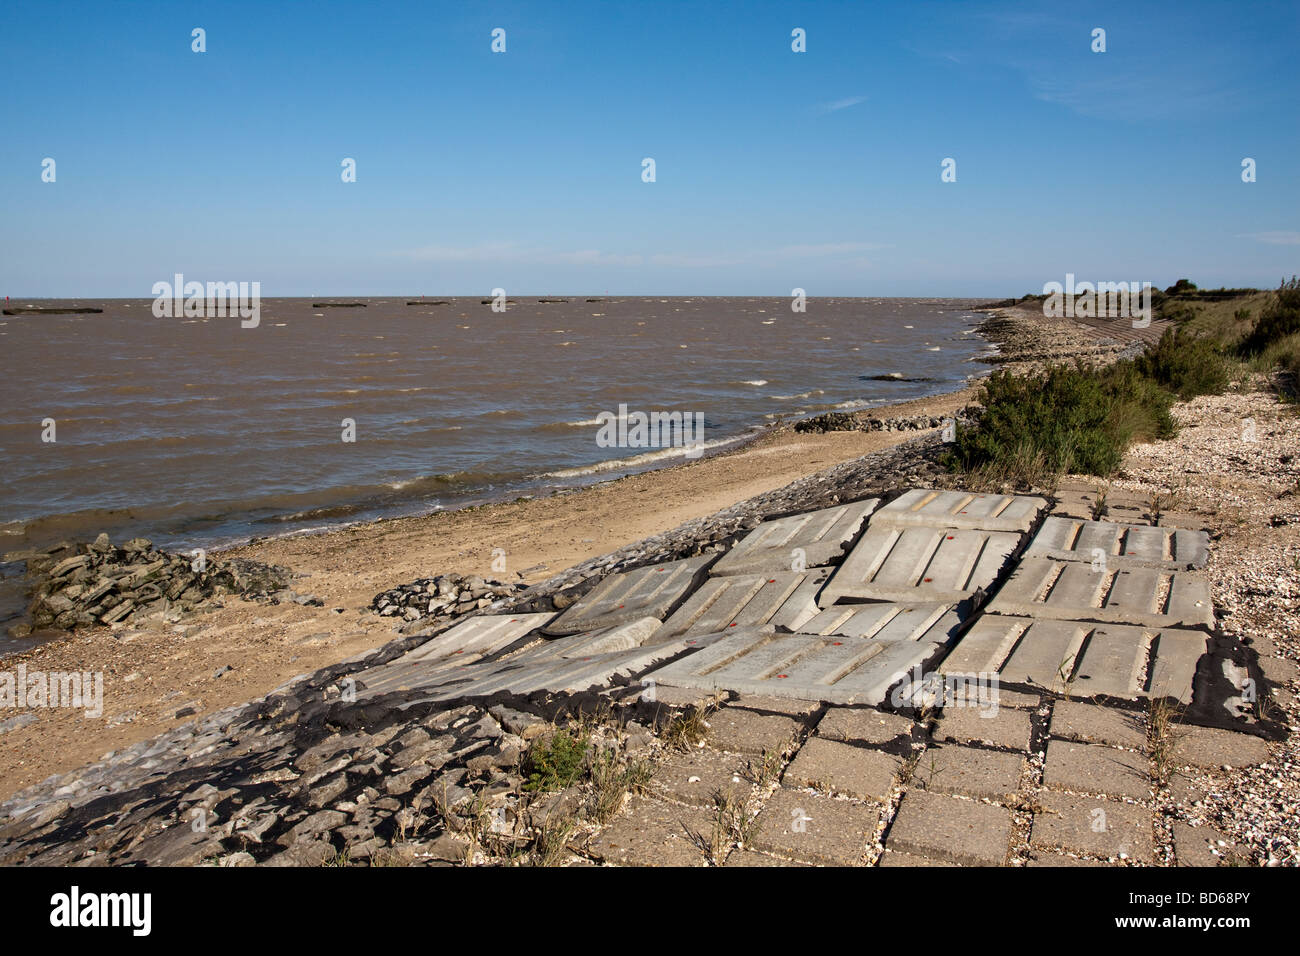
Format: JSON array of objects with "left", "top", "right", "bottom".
[{"left": 0, "top": 295, "right": 992, "bottom": 638}]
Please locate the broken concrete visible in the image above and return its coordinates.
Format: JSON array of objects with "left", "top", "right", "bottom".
[
  {"left": 655, "top": 570, "right": 827, "bottom": 639},
  {"left": 710, "top": 500, "right": 879, "bottom": 575},
  {"left": 542, "top": 556, "right": 712, "bottom": 635}
]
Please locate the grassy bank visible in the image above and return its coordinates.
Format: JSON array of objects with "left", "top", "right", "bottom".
[{"left": 949, "top": 276, "right": 1299, "bottom": 487}]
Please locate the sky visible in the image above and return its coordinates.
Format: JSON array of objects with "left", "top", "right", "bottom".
[{"left": 1, "top": 0, "right": 1297, "bottom": 297}]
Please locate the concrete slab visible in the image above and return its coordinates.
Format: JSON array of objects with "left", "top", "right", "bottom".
[
  {"left": 1025, "top": 516, "right": 1209, "bottom": 570},
  {"left": 645, "top": 628, "right": 947, "bottom": 706},
  {"left": 914, "top": 745, "right": 1024, "bottom": 802},
  {"left": 655, "top": 570, "right": 828, "bottom": 639},
  {"left": 781, "top": 738, "right": 902, "bottom": 801},
  {"left": 711, "top": 500, "right": 879, "bottom": 576},
  {"left": 819, "top": 526, "right": 1020, "bottom": 608},
  {"left": 1029, "top": 791, "right": 1153, "bottom": 862},
  {"left": 357, "top": 618, "right": 704, "bottom": 704},
  {"left": 815, "top": 708, "right": 915, "bottom": 746},
  {"left": 704, "top": 708, "right": 803, "bottom": 757},
  {"left": 987, "top": 558, "right": 1214, "bottom": 628},
  {"left": 1170, "top": 724, "right": 1271, "bottom": 769},
  {"left": 886, "top": 790, "right": 1012, "bottom": 866},
  {"left": 542, "top": 556, "right": 713, "bottom": 635},
  {"left": 934, "top": 704, "right": 1033, "bottom": 752},
  {"left": 587, "top": 796, "right": 714, "bottom": 866},
  {"left": 797, "top": 601, "right": 965, "bottom": 644},
  {"left": 351, "top": 612, "right": 555, "bottom": 696},
  {"left": 1043, "top": 739, "right": 1151, "bottom": 800},
  {"left": 937, "top": 615, "right": 1206, "bottom": 704},
  {"left": 1049, "top": 700, "right": 1147, "bottom": 750},
  {"left": 1050, "top": 483, "right": 1211, "bottom": 531},
  {"left": 647, "top": 748, "right": 752, "bottom": 808},
  {"left": 873, "top": 488, "right": 1046, "bottom": 533},
  {"left": 750, "top": 788, "right": 880, "bottom": 866}
]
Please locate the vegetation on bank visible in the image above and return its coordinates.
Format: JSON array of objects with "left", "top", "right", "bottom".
[{"left": 949, "top": 275, "right": 1299, "bottom": 486}]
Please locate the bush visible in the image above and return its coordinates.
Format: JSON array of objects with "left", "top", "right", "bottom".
[
  {"left": 944, "top": 361, "right": 1176, "bottom": 483},
  {"left": 1134, "top": 327, "right": 1234, "bottom": 399},
  {"left": 521, "top": 728, "right": 588, "bottom": 792},
  {"left": 1238, "top": 276, "right": 1300, "bottom": 356}
]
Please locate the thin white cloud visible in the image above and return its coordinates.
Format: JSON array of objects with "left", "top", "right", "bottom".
[
  {"left": 1237, "top": 231, "right": 1300, "bottom": 246},
  {"left": 817, "top": 95, "right": 868, "bottom": 114}
]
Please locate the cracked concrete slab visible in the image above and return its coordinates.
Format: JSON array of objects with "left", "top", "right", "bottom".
[
  {"left": 711, "top": 499, "right": 879, "bottom": 575},
  {"left": 796, "top": 601, "right": 965, "bottom": 644},
  {"left": 986, "top": 558, "right": 1214, "bottom": 628},
  {"left": 350, "top": 612, "right": 556, "bottom": 695},
  {"left": 937, "top": 615, "right": 1207, "bottom": 703},
  {"left": 357, "top": 618, "right": 704, "bottom": 704},
  {"left": 542, "top": 555, "right": 713, "bottom": 635},
  {"left": 873, "top": 488, "right": 1046, "bottom": 533},
  {"left": 645, "top": 627, "right": 946, "bottom": 706},
  {"left": 1025, "top": 516, "right": 1209, "bottom": 570},
  {"left": 818, "top": 526, "right": 1020, "bottom": 608},
  {"left": 655, "top": 569, "right": 828, "bottom": 639}
]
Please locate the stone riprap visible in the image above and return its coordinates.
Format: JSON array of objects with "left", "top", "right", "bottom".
[
  {"left": 709, "top": 500, "right": 878, "bottom": 575},
  {"left": 986, "top": 558, "right": 1215, "bottom": 629},
  {"left": 655, "top": 570, "right": 828, "bottom": 639},
  {"left": 872, "top": 488, "right": 1046, "bottom": 533},
  {"left": 644, "top": 628, "right": 946, "bottom": 706},
  {"left": 541, "top": 555, "right": 712, "bottom": 635},
  {"left": 1025, "top": 517, "right": 1210, "bottom": 570},
  {"left": 818, "top": 525, "right": 1020, "bottom": 608},
  {"left": 797, "top": 602, "right": 965, "bottom": 643},
  {"left": 937, "top": 616, "right": 1207, "bottom": 703}
]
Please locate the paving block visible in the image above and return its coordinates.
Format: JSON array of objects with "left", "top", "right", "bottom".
[
  {"left": 1169, "top": 724, "right": 1270, "bottom": 769},
  {"left": 986, "top": 558, "right": 1214, "bottom": 629},
  {"left": 885, "top": 790, "right": 1012, "bottom": 866},
  {"left": 914, "top": 745, "right": 1024, "bottom": 802},
  {"left": 656, "top": 570, "right": 828, "bottom": 639},
  {"left": 1024, "top": 852, "right": 1111, "bottom": 867},
  {"left": 722, "top": 850, "right": 810, "bottom": 867},
  {"left": 543, "top": 556, "right": 713, "bottom": 635},
  {"left": 750, "top": 788, "right": 880, "bottom": 866},
  {"left": 586, "top": 796, "right": 714, "bottom": 866},
  {"left": 645, "top": 628, "right": 947, "bottom": 706},
  {"left": 711, "top": 500, "right": 879, "bottom": 575},
  {"left": 1043, "top": 740, "right": 1151, "bottom": 801},
  {"left": 876, "top": 849, "right": 958, "bottom": 867},
  {"left": 729, "top": 695, "right": 822, "bottom": 721},
  {"left": 1029, "top": 790, "right": 1153, "bottom": 862},
  {"left": 873, "top": 488, "right": 1046, "bottom": 533},
  {"left": 935, "top": 705, "right": 1032, "bottom": 751},
  {"left": 796, "top": 601, "right": 965, "bottom": 643},
  {"left": 1172, "top": 821, "right": 1237, "bottom": 867},
  {"left": 1025, "top": 517, "right": 1209, "bottom": 570},
  {"left": 782, "top": 739, "right": 902, "bottom": 801},
  {"left": 816, "top": 708, "right": 914, "bottom": 746},
  {"left": 938, "top": 615, "right": 1207, "bottom": 704},
  {"left": 1050, "top": 700, "right": 1147, "bottom": 750},
  {"left": 705, "top": 708, "right": 802, "bottom": 756},
  {"left": 648, "top": 748, "right": 752, "bottom": 809},
  {"left": 819, "top": 526, "right": 1020, "bottom": 608}
]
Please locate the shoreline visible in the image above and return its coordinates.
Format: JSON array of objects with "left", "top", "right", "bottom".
[{"left": 0, "top": 302, "right": 1087, "bottom": 796}]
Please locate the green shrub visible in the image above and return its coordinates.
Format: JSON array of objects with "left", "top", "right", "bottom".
[
  {"left": 1239, "top": 276, "right": 1300, "bottom": 356},
  {"left": 1134, "top": 327, "right": 1234, "bottom": 399},
  {"left": 944, "top": 361, "right": 1176, "bottom": 483},
  {"left": 521, "top": 728, "right": 588, "bottom": 792}
]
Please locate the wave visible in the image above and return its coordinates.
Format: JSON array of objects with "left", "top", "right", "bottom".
[{"left": 540, "top": 434, "right": 746, "bottom": 479}]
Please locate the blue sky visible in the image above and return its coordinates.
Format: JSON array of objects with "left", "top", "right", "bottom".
[{"left": 1, "top": 0, "right": 1296, "bottom": 296}]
